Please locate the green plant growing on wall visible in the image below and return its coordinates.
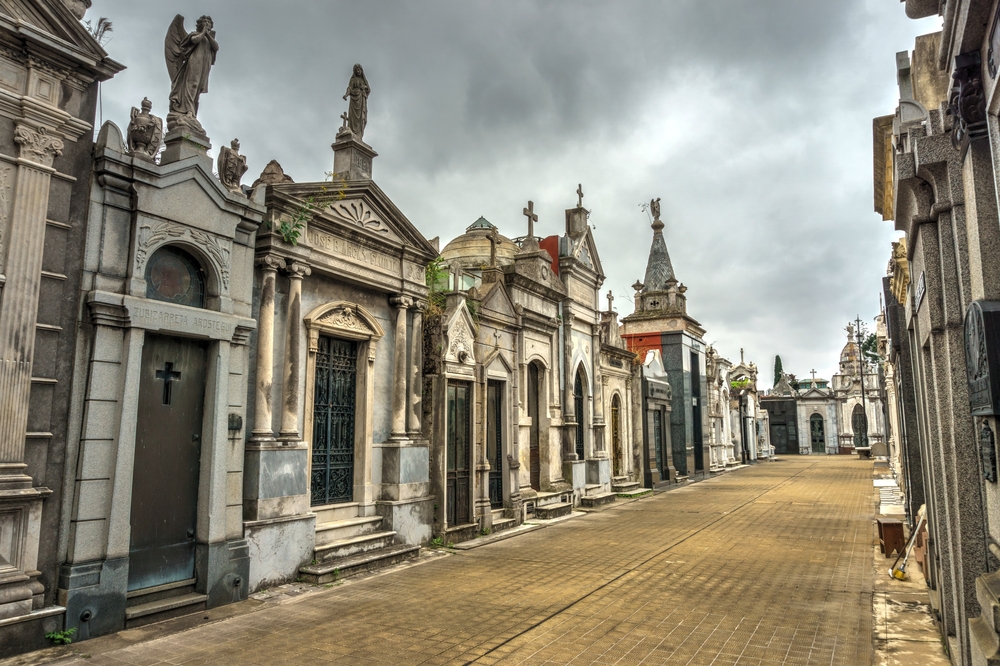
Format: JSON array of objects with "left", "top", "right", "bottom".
[
  {"left": 730, "top": 377, "right": 753, "bottom": 391},
  {"left": 773, "top": 355, "right": 783, "bottom": 387},
  {"left": 861, "top": 332, "right": 881, "bottom": 363},
  {"left": 268, "top": 178, "right": 348, "bottom": 246},
  {"left": 425, "top": 256, "right": 448, "bottom": 317}
]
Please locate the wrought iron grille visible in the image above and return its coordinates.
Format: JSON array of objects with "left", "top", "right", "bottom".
[
  {"left": 312, "top": 336, "right": 357, "bottom": 506},
  {"left": 488, "top": 381, "right": 503, "bottom": 509},
  {"left": 575, "top": 373, "right": 585, "bottom": 460}
]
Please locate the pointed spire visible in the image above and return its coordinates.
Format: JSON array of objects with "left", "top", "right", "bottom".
[{"left": 640, "top": 215, "right": 675, "bottom": 293}]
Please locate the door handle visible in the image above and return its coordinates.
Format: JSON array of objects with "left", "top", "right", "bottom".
[
  {"left": 192, "top": 434, "right": 200, "bottom": 442},
  {"left": 186, "top": 528, "right": 195, "bottom": 540}
]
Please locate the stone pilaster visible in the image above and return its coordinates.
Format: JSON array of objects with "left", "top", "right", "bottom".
[
  {"left": 279, "top": 262, "right": 310, "bottom": 442},
  {"left": 407, "top": 302, "right": 423, "bottom": 435},
  {"left": 561, "top": 306, "right": 578, "bottom": 461},
  {"left": 390, "top": 296, "right": 413, "bottom": 438},
  {"left": 0, "top": 124, "right": 62, "bottom": 483},
  {"left": 251, "top": 255, "right": 284, "bottom": 442}
]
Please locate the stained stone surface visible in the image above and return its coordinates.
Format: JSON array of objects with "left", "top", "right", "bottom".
[{"left": 14, "top": 457, "right": 887, "bottom": 665}]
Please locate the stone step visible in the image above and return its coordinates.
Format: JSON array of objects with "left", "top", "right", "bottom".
[
  {"left": 535, "top": 502, "right": 573, "bottom": 520},
  {"left": 299, "top": 544, "right": 420, "bottom": 584},
  {"left": 125, "top": 577, "right": 196, "bottom": 608},
  {"left": 534, "top": 491, "right": 570, "bottom": 507},
  {"left": 314, "top": 530, "right": 397, "bottom": 562},
  {"left": 581, "top": 492, "right": 616, "bottom": 508},
  {"left": 492, "top": 517, "right": 517, "bottom": 533},
  {"left": 616, "top": 487, "right": 652, "bottom": 499},
  {"left": 315, "top": 515, "right": 384, "bottom": 547},
  {"left": 124, "top": 592, "right": 207, "bottom": 628},
  {"left": 312, "top": 502, "right": 361, "bottom": 524},
  {"left": 612, "top": 480, "right": 640, "bottom": 492},
  {"left": 612, "top": 476, "right": 630, "bottom": 483},
  {"left": 584, "top": 483, "right": 605, "bottom": 497}
]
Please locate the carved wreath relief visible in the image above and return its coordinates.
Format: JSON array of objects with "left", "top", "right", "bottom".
[{"left": 136, "top": 221, "right": 232, "bottom": 290}]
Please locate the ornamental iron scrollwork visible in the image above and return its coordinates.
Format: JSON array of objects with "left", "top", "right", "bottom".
[{"left": 982, "top": 420, "right": 998, "bottom": 484}]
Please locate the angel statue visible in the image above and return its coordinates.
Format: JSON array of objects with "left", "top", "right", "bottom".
[
  {"left": 164, "top": 14, "right": 219, "bottom": 139},
  {"left": 342, "top": 63, "right": 370, "bottom": 140},
  {"left": 217, "top": 138, "right": 248, "bottom": 193},
  {"left": 650, "top": 197, "right": 661, "bottom": 222},
  {"left": 126, "top": 97, "right": 163, "bottom": 162}
]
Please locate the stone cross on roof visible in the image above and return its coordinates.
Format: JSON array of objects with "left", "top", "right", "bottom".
[
  {"left": 523, "top": 200, "right": 537, "bottom": 239},
  {"left": 606, "top": 289, "right": 614, "bottom": 312},
  {"left": 740, "top": 348, "right": 744, "bottom": 363},
  {"left": 577, "top": 183, "right": 584, "bottom": 208},
  {"left": 340, "top": 112, "right": 349, "bottom": 129},
  {"left": 811, "top": 369, "right": 817, "bottom": 382}
]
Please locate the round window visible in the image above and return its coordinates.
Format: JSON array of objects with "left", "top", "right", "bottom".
[{"left": 144, "top": 246, "right": 206, "bottom": 308}]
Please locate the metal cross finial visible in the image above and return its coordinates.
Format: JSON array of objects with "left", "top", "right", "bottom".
[
  {"left": 811, "top": 369, "right": 817, "bottom": 381},
  {"left": 155, "top": 362, "right": 182, "bottom": 405},
  {"left": 577, "top": 183, "right": 584, "bottom": 208},
  {"left": 522, "top": 200, "right": 538, "bottom": 240},
  {"left": 606, "top": 289, "right": 614, "bottom": 312}
]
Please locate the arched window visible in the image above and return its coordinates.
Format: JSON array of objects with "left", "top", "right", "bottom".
[{"left": 145, "top": 246, "right": 206, "bottom": 308}]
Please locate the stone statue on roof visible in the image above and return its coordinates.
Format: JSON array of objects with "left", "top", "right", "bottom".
[
  {"left": 650, "top": 197, "right": 661, "bottom": 222},
  {"left": 343, "top": 63, "right": 370, "bottom": 140},
  {"left": 127, "top": 97, "right": 162, "bottom": 161},
  {"left": 164, "top": 14, "right": 218, "bottom": 139},
  {"left": 217, "top": 138, "right": 248, "bottom": 193}
]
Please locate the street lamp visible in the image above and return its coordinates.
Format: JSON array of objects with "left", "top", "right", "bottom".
[{"left": 854, "top": 315, "right": 869, "bottom": 449}]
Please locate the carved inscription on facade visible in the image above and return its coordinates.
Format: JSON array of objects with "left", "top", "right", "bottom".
[{"left": 308, "top": 229, "right": 399, "bottom": 274}]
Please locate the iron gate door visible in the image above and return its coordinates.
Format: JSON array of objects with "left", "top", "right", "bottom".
[
  {"left": 611, "top": 396, "right": 622, "bottom": 477},
  {"left": 574, "top": 372, "right": 585, "bottom": 460},
  {"left": 312, "top": 336, "right": 357, "bottom": 506},
  {"left": 811, "top": 415, "right": 826, "bottom": 453},
  {"left": 487, "top": 381, "right": 503, "bottom": 509},
  {"left": 771, "top": 423, "right": 788, "bottom": 454},
  {"left": 447, "top": 383, "right": 471, "bottom": 525},
  {"left": 528, "top": 364, "right": 540, "bottom": 491},
  {"left": 129, "top": 334, "right": 206, "bottom": 592}
]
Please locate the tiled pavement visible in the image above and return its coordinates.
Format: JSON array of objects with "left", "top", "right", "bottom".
[{"left": 19, "top": 457, "right": 876, "bottom": 665}]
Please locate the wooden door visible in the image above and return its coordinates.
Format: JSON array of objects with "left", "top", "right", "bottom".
[
  {"left": 312, "top": 336, "right": 357, "bottom": 506},
  {"left": 447, "top": 383, "right": 471, "bottom": 525},
  {"left": 129, "top": 334, "right": 206, "bottom": 592},
  {"left": 528, "top": 364, "right": 540, "bottom": 491}
]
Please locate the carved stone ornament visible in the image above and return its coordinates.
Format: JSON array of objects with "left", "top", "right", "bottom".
[
  {"left": 164, "top": 14, "right": 218, "bottom": 139},
  {"left": 948, "top": 51, "right": 988, "bottom": 156},
  {"left": 329, "top": 199, "right": 391, "bottom": 236},
  {"left": 127, "top": 98, "right": 163, "bottom": 161},
  {"left": 251, "top": 160, "right": 294, "bottom": 189},
  {"left": 964, "top": 300, "right": 1000, "bottom": 416},
  {"left": 982, "top": 420, "right": 998, "bottom": 483},
  {"left": 217, "top": 138, "right": 248, "bottom": 193},
  {"left": 14, "top": 124, "right": 64, "bottom": 167},
  {"left": 447, "top": 317, "right": 475, "bottom": 366},
  {"left": 316, "top": 305, "right": 375, "bottom": 335},
  {"left": 136, "top": 221, "right": 232, "bottom": 290}
]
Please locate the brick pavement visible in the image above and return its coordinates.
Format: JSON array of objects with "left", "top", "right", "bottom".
[{"left": 15, "top": 456, "right": 876, "bottom": 665}]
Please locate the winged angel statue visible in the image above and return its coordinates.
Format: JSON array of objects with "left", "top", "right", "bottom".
[{"left": 164, "top": 14, "right": 218, "bottom": 139}]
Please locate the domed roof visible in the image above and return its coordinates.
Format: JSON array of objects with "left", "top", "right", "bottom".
[{"left": 440, "top": 217, "right": 520, "bottom": 269}]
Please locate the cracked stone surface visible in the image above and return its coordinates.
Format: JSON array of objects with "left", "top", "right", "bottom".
[{"left": 9, "top": 457, "right": 894, "bottom": 665}]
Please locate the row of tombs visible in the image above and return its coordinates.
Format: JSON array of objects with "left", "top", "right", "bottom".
[{"left": 0, "top": 2, "right": 773, "bottom": 655}]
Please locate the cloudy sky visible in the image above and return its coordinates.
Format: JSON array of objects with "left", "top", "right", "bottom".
[{"left": 87, "top": 0, "right": 940, "bottom": 384}]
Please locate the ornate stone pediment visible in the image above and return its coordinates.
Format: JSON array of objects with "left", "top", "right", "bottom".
[
  {"left": 304, "top": 301, "right": 385, "bottom": 344},
  {"left": 328, "top": 197, "right": 398, "bottom": 241},
  {"left": 316, "top": 305, "right": 376, "bottom": 335},
  {"left": 445, "top": 308, "right": 476, "bottom": 366}
]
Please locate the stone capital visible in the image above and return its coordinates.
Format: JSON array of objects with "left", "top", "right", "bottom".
[
  {"left": 390, "top": 295, "right": 414, "bottom": 310},
  {"left": 285, "top": 262, "right": 311, "bottom": 279},
  {"left": 14, "top": 124, "right": 63, "bottom": 168},
  {"left": 255, "top": 255, "right": 285, "bottom": 272}
]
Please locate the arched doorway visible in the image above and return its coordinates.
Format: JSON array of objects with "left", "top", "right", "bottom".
[
  {"left": 810, "top": 414, "right": 826, "bottom": 454},
  {"left": 611, "top": 394, "right": 622, "bottom": 477},
  {"left": 574, "top": 370, "right": 585, "bottom": 460},
  {"left": 852, "top": 404, "right": 869, "bottom": 448},
  {"left": 527, "top": 362, "right": 542, "bottom": 491}
]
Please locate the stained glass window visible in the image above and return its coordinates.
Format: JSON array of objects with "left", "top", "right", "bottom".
[{"left": 145, "top": 246, "right": 206, "bottom": 308}]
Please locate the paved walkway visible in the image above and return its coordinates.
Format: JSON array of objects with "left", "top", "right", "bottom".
[{"left": 15, "top": 457, "right": 877, "bottom": 665}]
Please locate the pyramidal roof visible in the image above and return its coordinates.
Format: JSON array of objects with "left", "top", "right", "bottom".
[{"left": 641, "top": 218, "right": 675, "bottom": 293}]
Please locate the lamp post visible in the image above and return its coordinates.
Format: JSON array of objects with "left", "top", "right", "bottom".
[{"left": 854, "top": 315, "right": 869, "bottom": 448}]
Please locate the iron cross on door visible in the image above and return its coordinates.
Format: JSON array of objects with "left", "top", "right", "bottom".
[{"left": 156, "top": 362, "right": 181, "bottom": 404}]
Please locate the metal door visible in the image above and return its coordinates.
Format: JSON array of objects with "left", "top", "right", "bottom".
[
  {"left": 487, "top": 380, "right": 503, "bottom": 509},
  {"left": 312, "top": 336, "right": 357, "bottom": 506},
  {"left": 852, "top": 404, "right": 869, "bottom": 448},
  {"left": 574, "top": 372, "right": 585, "bottom": 460},
  {"left": 690, "top": 351, "right": 704, "bottom": 472},
  {"left": 770, "top": 423, "right": 788, "bottom": 454},
  {"left": 129, "top": 334, "right": 207, "bottom": 592},
  {"left": 447, "top": 383, "right": 471, "bottom": 525},
  {"left": 811, "top": 415, "right": 826, "bottom": 453},
  {"left": 611, "top": 395, "right": 622, "bottom": 477},
  {"left": 528, "top": 364, "right": 540, "bottom": 491}
]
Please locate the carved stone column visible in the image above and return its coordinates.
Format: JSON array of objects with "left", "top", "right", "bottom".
[
  {"left": 279, "top": 262, "right": 311, "bottom": 442},
  {"left": 251, "top": 255, "right": 284, "bottom": 442},
  {"left": 407, "top": 302, "right": 423, "bottom": 435},
  {"left": 0, "top": 124, "right": 63, "bottom": 482},
  {"left": 561, "top": 305, "right": 578, "bottom": 461},
  {"left": 390, "top": 296, "right": 413, "bottom": 438}
]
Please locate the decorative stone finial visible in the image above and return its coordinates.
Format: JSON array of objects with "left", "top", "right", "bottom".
[
  {"left": 217, "top": 138, "right": 248, "bottom": 193},
  {"left": 251, "top": 159, "right": 294, "bottom": 189},
  {"left": 650, "top": 197, "right": 663, "bottom": 232},
  {"left": 577, "top": 183, "right": 584, "bottom": 208},
  {"left": 342, "top": 63, "right": 370, "bottom": 140},
  {"left": 164, "top": 14, "right": 218, "bottom": 140},
  {"left": 522, "top": 200, "right": 537, "bottom": 241},
  {"left": 127, "top": 97, "right": 163, "bottom": 162},
  {"left": 64, "top": 0, "right": 91, "bottom": 20}
]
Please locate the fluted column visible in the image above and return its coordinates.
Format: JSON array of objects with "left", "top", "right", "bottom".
[
  {"left": 279, "top": 262, "right": 311, "bottom": 442},
  {"left": 251, "top": 255, "right": 284, "bottom": 442},
  {"left": 407, "top": 302, "right": 424, "bottom": 434},
  {"left": 0, "top": 124, "right": 63, "bottom": 482},
  {"left": 390, "top": 296, "right": 413, "bottom": 438}
]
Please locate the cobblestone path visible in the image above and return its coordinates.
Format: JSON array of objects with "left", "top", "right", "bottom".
[{"left": 26, "top": 457, "right": 876, "bottom": 665}]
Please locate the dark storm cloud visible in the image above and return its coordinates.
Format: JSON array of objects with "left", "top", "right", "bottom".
[{"left": 88, "top": 0, "right": 939, "bottom": 382}]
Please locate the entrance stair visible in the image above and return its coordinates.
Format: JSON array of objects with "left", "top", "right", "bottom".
[
  {"left": 581, "top": 483, "right": 616, "bottom": 508},
  {"left": 527, "top": 490, "right": 573, "bottom": 519},
  {"left": 613, "top": 476, "right": 652, "bottom": 499},
  {"left": 298, "top": 502, "right": 418, "bottom": 584},
  {"left": 124, "top": 578, "right": 207, "bottom": 628}
]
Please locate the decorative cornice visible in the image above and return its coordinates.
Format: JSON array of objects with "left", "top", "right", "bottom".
[{"left": 14, "top": 123, "right": 62, "bottom": 167}]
